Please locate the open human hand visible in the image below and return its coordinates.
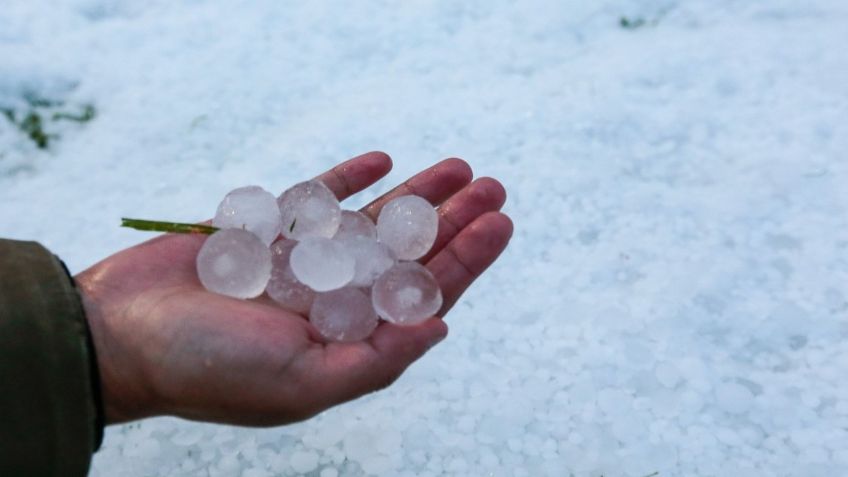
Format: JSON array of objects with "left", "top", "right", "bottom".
[{"left": 75, "top": 152, "right": 513, "bottom": 426}]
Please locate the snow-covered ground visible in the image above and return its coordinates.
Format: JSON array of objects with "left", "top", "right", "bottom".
[{"left": 3, "top": 0, "right": 848, "bottom": 475}]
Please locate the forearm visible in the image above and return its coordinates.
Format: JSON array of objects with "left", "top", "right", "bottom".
[{"left": 0, "top": 239, "right": 103, "bottom": 476}]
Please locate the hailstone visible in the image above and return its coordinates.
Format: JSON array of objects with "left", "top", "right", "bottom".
[
  {"left": 371, "top": 261, "right": 443, "bottom": 325},
  {"left": 310, "top": 288, "right": 379, "bottom": 342},
  {"left": 196, "top": 228, "right": 272, "bottom": 299},
  {"left": 376, "top": 195, "right": 438, "bottom": 260},
  {"left": 278, "top": 180, "right": 341, "bottom": 240},
  {"left": 266, "top": 239, "right": 316, "bottom": 314},
  {"left": 290, "top": 237, "right": 355, "bottom": 292},
  {"left": 213, "top": 185, "right": 282, "bottom": 245}
]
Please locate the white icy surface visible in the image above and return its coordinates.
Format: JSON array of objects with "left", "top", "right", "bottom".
[
  {"left": 212, "top": 185, "right": 282, "bottom": 246},
  {"left": 2, "top": 0, "right": 848, "bottom": 475}
]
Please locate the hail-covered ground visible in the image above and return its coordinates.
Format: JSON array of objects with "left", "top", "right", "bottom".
[{"left": 2, "top": 0, "right": 847, "bottom": 475}]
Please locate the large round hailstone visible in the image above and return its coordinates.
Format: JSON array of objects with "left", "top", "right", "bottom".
[
  {"left": 266, "top": 239, "right": 316, "bottom": 314},
  {"left": 376, "top": 195, "right": 438, "bottom": 260},
  {"left": 342, "top": 236, "right": 396, "bottom": 287},
  {"left": 334, "top": 210, "right": 377, "bottom": 241},
  {"left": 212, "top": 185, "right": 282, "bottom": 246},
  {"left": 290, "top": 237, "right": 355, "bottom": 292},
  {"left": 371, "top": 262, "right": 443, "bottom": 325},
  {"left": 196, "top": 228, "right": 272, "bottom": 299},
  {"left": 278, "top": 180, "right": 341, "bottom": 240},
  {"left": 310, "top": 288, "right": 379, "bottom": 342}
]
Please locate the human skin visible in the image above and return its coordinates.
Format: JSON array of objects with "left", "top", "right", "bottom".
[{"left": 75, "top": 152, "right": 513, "bottom": 426}]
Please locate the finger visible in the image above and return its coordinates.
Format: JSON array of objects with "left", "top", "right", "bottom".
[
  {"left": 420, "top": 177, "right": 507, "bottom": 263},
  {"left": 314, "top": 151, "right": 393, "bottom": 201},
  {"left": 426, "top": 212, "right": 513, "bottom": 315},
  {"left": 310, "top": 319, "right": 448, "bottom": 408},
  {"left": 361, "top": 158, "right": 473, "bottom": 220}
]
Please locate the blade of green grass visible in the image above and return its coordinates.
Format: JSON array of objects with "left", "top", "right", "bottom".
[{"left": 121, "top": 218, "right": 218, "bottom": 234}]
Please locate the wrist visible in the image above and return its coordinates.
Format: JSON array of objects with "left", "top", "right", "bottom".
[
  {"left": 75, "top": 269, "right": 159, "bottom": 424},
  {"left": 60, "top": 263, "right": 105, "bottom": 449}
]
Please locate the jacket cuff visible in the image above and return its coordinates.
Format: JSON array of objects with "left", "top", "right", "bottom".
[{"left": 0, "top": 239, "right": 104, "bottom": 476}]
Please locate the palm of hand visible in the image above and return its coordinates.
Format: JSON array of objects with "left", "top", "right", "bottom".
[{"left": 76, "top": 153, "right": 512, "bottom": 426}]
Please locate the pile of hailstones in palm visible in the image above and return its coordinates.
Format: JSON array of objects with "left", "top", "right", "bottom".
[{"left": 196, "top": 180, "right": 442, "bottom": 342}]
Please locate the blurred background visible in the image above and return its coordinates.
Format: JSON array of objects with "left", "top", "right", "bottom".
[{"left": 2, "top": 0, "right": 847, "bottom": 475}]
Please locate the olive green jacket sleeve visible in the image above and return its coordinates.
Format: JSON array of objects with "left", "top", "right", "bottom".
[{"left": 0, "top": 239, "right": 104, "bottom": 476}]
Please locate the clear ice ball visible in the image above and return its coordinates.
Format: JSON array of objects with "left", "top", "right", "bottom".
[
  {"left": 278, "top": 180, "right": 341, "bottom": 240},
  {"left": 310, "top": 288, "right": 379, "bottom": 342},
  {"left": 290, "top": 237, "right": 355, "bottom": 292},
  {"left": 371, "top": 261, "right": 443, "bottom": 325},
  {"left": 376, "top": 195, "right": 439, "bottom": 260},
  {"left": 266, "top": 239, "right": 316, "bottom": 314},
  {"left": 212, "top": 185, "right": 282, "bottom": 246},
  {"left": 342, "top": 236, "right": 396, "bottom": 287},
  {"left": 334, "top": 210, "right": 377, "bottom": 241},
  {"left": 196, "top": 228, "right": 272, "bottom": 299}
]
